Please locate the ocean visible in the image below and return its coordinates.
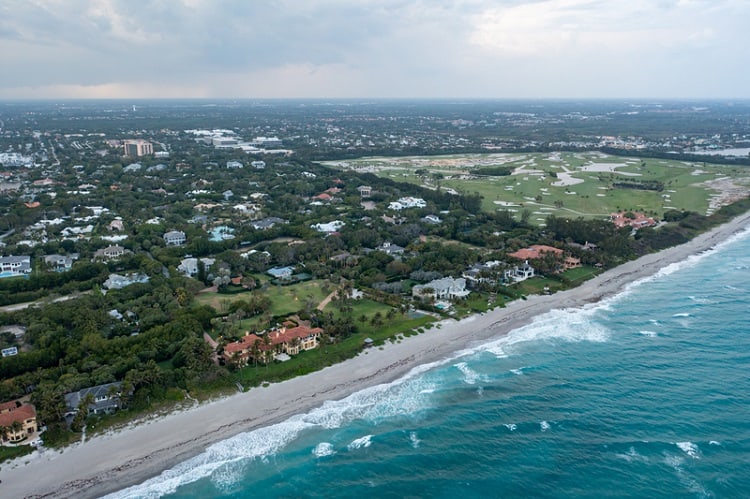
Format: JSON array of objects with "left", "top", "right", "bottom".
[{"left": 113, "top": 228, "right": 750, "bottom": 498}]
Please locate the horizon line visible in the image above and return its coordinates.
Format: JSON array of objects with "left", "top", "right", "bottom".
[{"left": 2, "top": 96, "right": 750, "bottom": 103}]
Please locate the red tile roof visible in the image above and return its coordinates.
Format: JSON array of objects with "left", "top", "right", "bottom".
[
  {"left": 0, "top": 404, "right": 36, "bottom": 427},
  {"left": 0, "top": 400, "right": 19, "bottom": 412},
  {"left": 224, "top": 326, "right": 323, "bottom": 355},
  {"left": 509, "top": 244, "right": 563, "bottom": 261},
  {"left": 610, "top": 211, "right": 656, "bottom": 229}
]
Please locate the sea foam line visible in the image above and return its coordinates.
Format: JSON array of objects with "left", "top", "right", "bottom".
[{"left": 108, "top": 370, "right": 439, "bottom": 498}]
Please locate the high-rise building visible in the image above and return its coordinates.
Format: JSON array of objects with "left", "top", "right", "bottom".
[{"left": 122, "top": 139, "right": 153, "bottom": 157}]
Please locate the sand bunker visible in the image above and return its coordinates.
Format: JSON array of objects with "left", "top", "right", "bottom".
[
  {"left": 551, "top": 173, "right": 584, "bottom": 187},
  {"left": 580, "top": 162, "right": 629, "bottom": 172}
]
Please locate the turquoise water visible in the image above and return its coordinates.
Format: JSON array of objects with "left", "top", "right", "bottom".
[
  {"left": 208, "top": 226, "right": 235, "bottom": 242},
  {"left": 114, "top": 228, "right": 750, "bottom": 498}
]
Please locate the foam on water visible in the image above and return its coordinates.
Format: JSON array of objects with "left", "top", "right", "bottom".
[
  {"left": 312, "top": 442, "right": 336, "bottom": 458},
  {"left": 664, "top": 453, "right": 712, "bottom": 498},
  {"left": 540, "top": 421, "right": 550, "bottom": 432},
  {"left": 688, "top": 296, "right": 715, "bottom": 305},
  {"left": 615, "top": 446, "right": 648, "bottom": 464},
  {"left": 108, "top": 418, "right": 314, "bottom": 498},
  {"left": 348, "top": 435, "right": 373, "bottom": 450},
  {"left": 638, "top": 330, "right": 658, "bottom": 337},
  {"left": 471, "top": 305, "right": 611, "bottom": 361},
  {"left": 409, "top": 431, "right": 420, "bottom": 449},
  {"left": 617, "top": 225, "right": 750, "bottom": 295},
  {"left": 485, "top": 344, "right": 508, "bottom": 358},
  {"left": 453, "top": 361, "right": 487, "bottom": 385},
  {"left": 110, "top": 365, "right": 441, "bottom": 498},
  {"left": 676, "top": 441, "right": 700, "bottom": 459},
  {"left": 504, "top": 423, "right": 517, "bottom": 431}
]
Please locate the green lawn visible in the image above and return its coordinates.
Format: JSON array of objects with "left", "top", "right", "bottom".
[
  {"left": 511, "top": 276, "right": 565, "bottom": 296},
  {"left": 196, "top": 279, "right": 331, "bottom": 316},
  {"left": 324, "top": 152, "right": 750, "bottom": 223},
  {"left": 450, "top": 293, "right": 495, "bottom": 318},
  {"left": 561, "top": 265, "right": 601, "bottom": 285}
]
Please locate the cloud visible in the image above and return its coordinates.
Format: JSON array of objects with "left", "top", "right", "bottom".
[
  {"left": 467, "top": 0, "right": 732, "bottom": 57},
  {"left": 0, "top": 0, "right": 747, "bottom": 98}
]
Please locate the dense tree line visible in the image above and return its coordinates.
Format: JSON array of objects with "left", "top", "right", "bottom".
[
  {"left": 612, "top": 179, "right": 665, "bottom": 192},
  {"left": 600, "top": 147, "right": 750, "bottom": 166}
]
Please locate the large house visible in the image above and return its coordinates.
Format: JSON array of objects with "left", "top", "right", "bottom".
[
  {"left": 508, "top": 244, "right": 563, "bottom": 261},
  {"left": 463, "top": 260, "right": 503, "bottom": 286},
  {"left": 610, "top": 211, "right": 656, "bottom": 229},
  {"left": 388, "top": 197, "right": 426, "bottom": 210},
  {"left": 311, "top": 220, "right": 345, "bottom": 233},
  {"left": 412, "top": 277, "right": 470, "bottom": 300},
  {"left": 0, "top": 399, "right": 38, "bottom": 443},
  {"left": 44, "top": 253, "right": 80, "bottom": 272},
  {"left": 267, "top": 266, "right": 294, "bottom": 280},
  {"left": 64, "top": 382, "right": 124, "bottom": 425},
  {"left": 376, "top": 241, "right": 405, "bottom": 256},
  {"left": 102, "top": 273, "right": 150, "bottom": 290},
  {"left": 93, "top": 245, "right": 131, "bottom": 261},
  {"left": 177, "top": 257, "right": 215, "bottom": 277},
  {"left": 224, "top": 325, "right": 323, "bottom": 366},
  {"left": 504, "top": 261, "right": 536, "bottom": 283},
  {"left": 251, "top": 217, "right": 287, "bottom": 230},
  {"left": 163, "top": 230, "right": 187, "bottom": 246},
  {"left": 0, "top": 255, "right": 31, "bottom": 277},
  {"left": 508, "top": 245, "right": 581, "bottom": 272}
]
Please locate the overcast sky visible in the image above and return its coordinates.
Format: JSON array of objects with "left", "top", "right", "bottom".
[{"left": 0, "top": 0, "right": 747, "bottom": 99}]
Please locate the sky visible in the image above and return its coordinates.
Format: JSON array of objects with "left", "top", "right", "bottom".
[{"left": 0, "top": 0, "right": 748, "bottom": 100}]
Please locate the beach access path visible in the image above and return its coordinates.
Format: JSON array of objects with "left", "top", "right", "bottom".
[{"left": 1, "top": 210, "right": 749, "bottom": 499}]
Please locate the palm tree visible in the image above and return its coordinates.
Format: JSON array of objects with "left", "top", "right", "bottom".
[
  {"left": 291, "top": 336, "right": 301, "bottom": 355},
  {"left": 263, "top": 333, "right": 272, "bottom": 367},
  {"left": 107, "top": 384, "right": 121, "bottom": 409},
  {"left": 386, "top": 307, "right": 397, "bottom": 320},
  {"left": 252, "top": 339, "right": 261, "bottom": 367},
  {"left": 10, "top": 420, "right": 24, "bottom": 441}
]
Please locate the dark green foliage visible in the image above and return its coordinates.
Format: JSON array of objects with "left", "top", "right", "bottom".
[
  {"left": 474, "top": 166, "right": 513, "bottom": 176},
  {"left": 612, "top": 180, "right": 664, "bottom": 191}
]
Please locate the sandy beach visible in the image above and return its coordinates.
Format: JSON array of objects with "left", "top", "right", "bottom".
[{"left": 2, "top": 211, "right": 749, "bottom": 498}]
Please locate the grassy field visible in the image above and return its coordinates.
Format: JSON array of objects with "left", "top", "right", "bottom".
[
  {"left": 323, "top": 152, "right": 750, "bottom": 223},
  {"left": 561, "top": 265, "right": 602, "bottom": 285},
  {"left": 196, "top": 279, "right": 331, "bottom": 317}
]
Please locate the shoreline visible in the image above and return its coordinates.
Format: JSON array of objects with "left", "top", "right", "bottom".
[{"left": 2, "top": 211, "right": 749, "bottom": 498}]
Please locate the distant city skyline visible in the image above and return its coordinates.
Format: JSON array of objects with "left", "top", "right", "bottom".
[{"left": 0, "top": 0, "right": 748, "bottom": 100}]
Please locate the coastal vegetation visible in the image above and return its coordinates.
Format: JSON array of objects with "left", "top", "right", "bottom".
[{"left": 1, "top": 100, "right": 750, "bottom": 453}]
